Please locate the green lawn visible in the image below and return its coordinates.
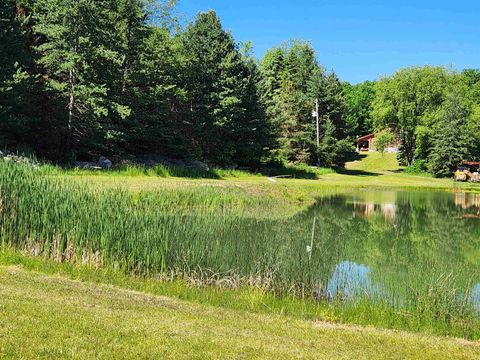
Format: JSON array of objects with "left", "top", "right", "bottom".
[
  {"left": 1, "top": 264, "right": 479, "bottom": 360},
  {"left": 62, "top": 152, "right": 480, "bottom": 196},
  {"left": 346, "top": 151, "right": 403, "bottom": 173}
]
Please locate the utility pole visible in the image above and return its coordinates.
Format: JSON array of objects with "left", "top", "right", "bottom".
[
  {"left": 315, "top": 98, "right": 320, "bottom": 147},
  {"left": 312, "top": 98, "right": 321, "bottom": 166}
]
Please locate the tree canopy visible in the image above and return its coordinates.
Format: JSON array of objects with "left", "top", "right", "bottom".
[{"left": 0, "top": 1, "right": 479, "bottom": 176}]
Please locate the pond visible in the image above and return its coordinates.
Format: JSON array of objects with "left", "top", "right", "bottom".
[
  {"left": 308, "top": 191, "right": 480, "bottom": 307},
  {"left": 200, "top": 190, "right": 480, "bottom": 311}
]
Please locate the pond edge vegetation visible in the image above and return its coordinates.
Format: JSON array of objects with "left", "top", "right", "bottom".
[{"left": 1, "top": 160, "right": 480, "bottom": 340}]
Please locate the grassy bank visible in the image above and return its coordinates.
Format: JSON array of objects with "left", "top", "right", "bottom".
[
  {"left": 1, "top": 262, "right": 479, "bottom": 359},
  {"left": 3, "top": 249, "right": 478, "bottom": 340}
]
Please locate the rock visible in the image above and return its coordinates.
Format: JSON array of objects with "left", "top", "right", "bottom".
[
  {"left": 97, "top": 156, "right": 112, "bottom": 169},
  {"left": 75, "top": 161, "right": 100, "bottom": 170},
  {"left": 2, "top": 153, "right": 37, "bottom": 166}
]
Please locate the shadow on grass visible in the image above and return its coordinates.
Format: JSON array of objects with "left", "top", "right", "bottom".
[
  {"left": 166, "top": 165, "right": 323, "bottom": 180},
  {"left": 166, "top": 166, "right": 222, "bottom": 179},
  {"left": 66, "top": 164, "right": 324, "bottom": 180},
  {"left": 335, "top": 168, "right": 381, "bottom": 177},
  {"left": 255, "top": 166, "right": 321, "bottom": 180}
]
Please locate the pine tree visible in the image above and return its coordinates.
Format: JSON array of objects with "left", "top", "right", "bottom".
[
  {"left": 127, "top": 26, "right": 187, "bottom": 156},
  {"left": 33, "top": 0, "right": 128, "bottom": 158},
  {"left": 259, "top": 47, "right": 286, "bottom": 162},
  {"left": 0, "top": 0, "right": 38, "bottom": 150},
  {"left": 259, "top": 41, "right": 349, "bottom": 165},
  {"left": 321, "top": 72, "right": 347, "bottom": 138},
  {"left": 182, "top": 11, "right": 263, "bottom": 165},
  {"left": 317, "top": 119, "right": 337, "bottom": 166},
  {"left": 234, "top": 47, "right": 272, "bottom": 164}
]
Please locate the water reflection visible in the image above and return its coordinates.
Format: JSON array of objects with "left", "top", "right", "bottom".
[
  {"left": 455, "top": 192, "right": 480, "bottom": 219},
  {"left": 472, "top": 284, "right": 480, "bottom": 310},
  {"left": 296, "top": 190, "right": 480, "bottom": 305},
  {"left": 325, "top": 261, "right": 379, "bottom": 300},
  {"left": 194, "top": 189, "right": 480, "bottom": 308},
  {"left": 352, "top": 201, "right": 397, "bottom": 222}
]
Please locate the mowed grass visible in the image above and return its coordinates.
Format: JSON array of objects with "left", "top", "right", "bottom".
[
  {"left": 1, "top": 265, "right": 479, "bottom": 360},
  {"left": 63, "top": 152, "right": 480, "bottom": 194},
  {"left": 346, "top": 151, "right": 403, "bottom": 173}
]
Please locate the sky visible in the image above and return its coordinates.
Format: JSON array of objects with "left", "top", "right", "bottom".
[{"left": 175, "top": 0, "right": 480, "bottom": 84}]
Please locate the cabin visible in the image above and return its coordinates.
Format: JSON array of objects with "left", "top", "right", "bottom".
[
  {"left": 356, "top": 134, "right": 375, "bottom": 152},
  {"left": 356, "top": 133, "right": 399, "bottom": 153}
]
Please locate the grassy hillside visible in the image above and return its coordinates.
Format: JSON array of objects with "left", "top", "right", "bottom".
[
  {"left": 1, "top": 265, "right": 479, "bottom": 360},
  {"left": 345, "top": 151, "right": 402, "bottom": 173}
]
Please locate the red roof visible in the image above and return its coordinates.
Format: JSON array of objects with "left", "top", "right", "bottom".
[{"left": 356, "top": 134, "right": 375, "bottom": 142}]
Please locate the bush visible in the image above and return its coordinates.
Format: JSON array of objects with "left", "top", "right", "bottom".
[{"left": 404, "top": 160, "right": 431, "bottom": 176}]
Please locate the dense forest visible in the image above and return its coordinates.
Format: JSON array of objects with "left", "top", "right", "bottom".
[{"left": 1, "top": 0, "right": 480, "bottom": 176}]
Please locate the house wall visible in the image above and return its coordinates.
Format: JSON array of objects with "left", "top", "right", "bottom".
[{"left": 357, "top": 137, "right": 399, "bottom": 153}]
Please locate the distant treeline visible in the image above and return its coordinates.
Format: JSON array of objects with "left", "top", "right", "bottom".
[{"left": 1, "top": 1, "right": 479, "bottom": 175}]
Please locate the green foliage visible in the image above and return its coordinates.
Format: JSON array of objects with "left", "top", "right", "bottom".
[
  {"left": 180, "top": 11, "right": 268, "bottom": 166},
  {"left": 374, "top": 129, "right": 396, "bottom": 154},
  {"left": 428, "top": 91, "right": 470, "bottom": 177},
  {"left": 317, "top": 119, "right": 357, "bottom": 167},
  {"left": 414, "top": 125, "right": 434, "bottom": 160},
  {"left": 0, "top": 1, "right": 39, "bottom": 149},
  {"left": 459, "top": 69, "right": 480, "bottom": 161},
  {"left": 372, "top": 66, "right": 449, "bottom": 165},
  {"left": 259, "top": 41, "right": 348, "bottom": 165},
  {"left": 343, "top": 81, "right": 375, "bottom": 136},
  {"left": 2, "top": 2, "right": 479, "bottom": 175},
  {"left": 403, "top": 159, "right": 430, "bottom": 176}
]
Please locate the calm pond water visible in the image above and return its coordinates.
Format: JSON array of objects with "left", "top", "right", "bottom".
[
  {"left": 293, "top": 190, "right": 480, "bottom": 306},
  {"left": 203, "top": 190, "right": 480, "bottom": 308}
]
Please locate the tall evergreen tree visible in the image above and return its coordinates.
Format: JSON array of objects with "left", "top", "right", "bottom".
[
  {"left": 260, "top": 41, "right": 349, "bottom": 165},
  {"left": 126, "top": 26, "right": 187, "bottom": 156},
  {"left": 33, "top": 0, "right": 130, "bottom": 158},
  {"left": 237, "top": 48, "right": 273, "bottom": 164},
  {"left": 260, "top": 41, "right": 319, "bottom": 163},
  {"left": 182, "top": 11, "right": 264, "bottom": 165},
  {"left": 316, "top": 71, "right": 347, "bottom": 138},
  {"left": 0, "top": 1, "right": 40, "bottom": 151}
]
